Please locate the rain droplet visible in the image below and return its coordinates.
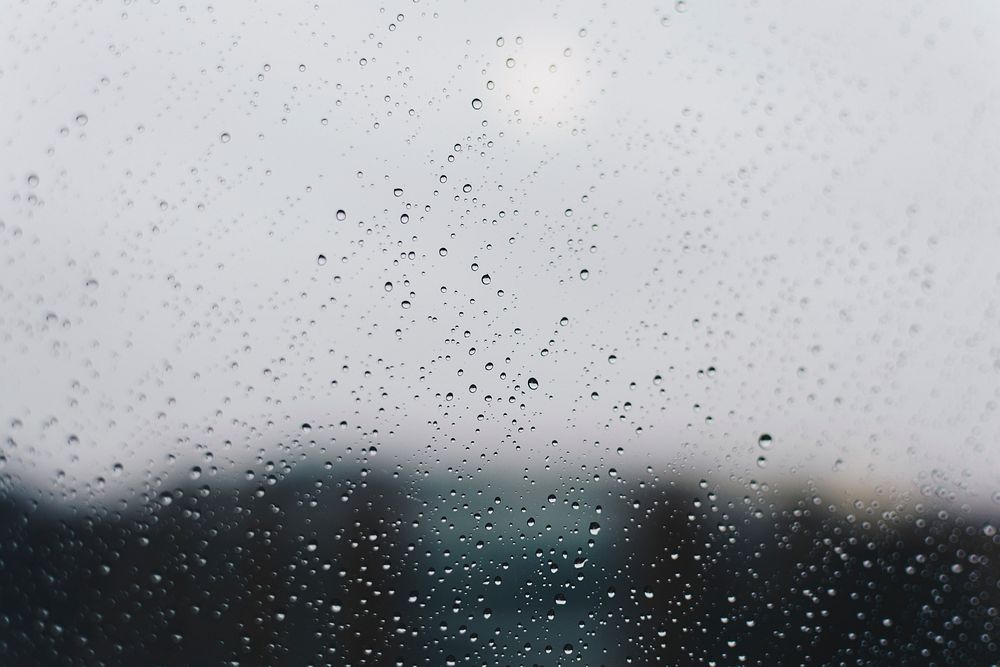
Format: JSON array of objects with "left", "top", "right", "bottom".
[
  {"left": 471, "top": 98, "right": 483, "bottom": 110},
  {"left": 527, "top": 377, "right": 539, "bottom": 390},
  {"left": 220, "top": 132, "right": 231, "bottom": 143},
  {"left": 757, "top": 433, "right": 773, "bottom": 450}
]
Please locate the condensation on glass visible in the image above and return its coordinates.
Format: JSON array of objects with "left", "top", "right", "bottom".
[{"left": 0, "top": 2, "right": 998, "bottom": 665}]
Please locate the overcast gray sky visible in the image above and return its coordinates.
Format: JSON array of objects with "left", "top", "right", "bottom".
[{"left": 2, "top": 0, "right": 1000, "bottom": 509}]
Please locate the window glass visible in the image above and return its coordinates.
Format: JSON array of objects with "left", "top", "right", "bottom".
[{"left": 1, "top": 2, "right": 999, "bottom": 665}]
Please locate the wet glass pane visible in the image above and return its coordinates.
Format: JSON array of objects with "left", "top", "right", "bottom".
[{"left": 2, "top": 1, "right": 999, "bottom": 665}]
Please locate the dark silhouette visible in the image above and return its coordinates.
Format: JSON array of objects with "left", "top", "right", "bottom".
[{"left": 0, "top": 467, "right": 996, "bottom": 666}]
